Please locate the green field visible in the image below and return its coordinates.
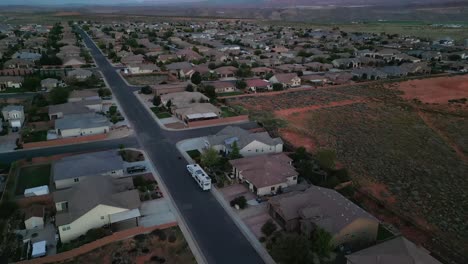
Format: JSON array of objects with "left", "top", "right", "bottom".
[{"left": 15, "top": 164, "right": 51, "bottom": 195}]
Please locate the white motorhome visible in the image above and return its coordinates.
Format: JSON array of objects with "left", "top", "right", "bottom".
[{"left": 187, "top": 164, "right": 211, "bottom": 191}]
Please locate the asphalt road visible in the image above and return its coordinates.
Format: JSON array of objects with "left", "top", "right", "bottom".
[
  {"left": 78, "top": 29, "right": 265, "bottom": 264},
  {"left": 0, "top": 136, "right": 138, "bottom": 164}
]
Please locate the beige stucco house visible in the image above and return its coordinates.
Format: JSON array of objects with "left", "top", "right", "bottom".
[
  {"left": 229, "top": 153, "right": 298, "bottom": 196},
  {"left": 24, "top": 205, "right": 45, "bottom": 230},
  {"left": 52, "top": 150, "right": 124, "bottom": 189},
  {"left": 206, "top": 126, "right": 283, "bottom": 157},
  {"left": 268, "top": 186, "right": 379, "bottom": 248},
  {"left": 54, "top": 176, "right": 140, "bottom": 243}
]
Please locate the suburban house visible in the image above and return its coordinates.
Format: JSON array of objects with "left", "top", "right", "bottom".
[
  {"left": 346, "top": 236, "right": 442, "bottom": 264},
  {"left": 54, "top": 176, "right": 141, "bottom": 242},
  {"left": 121, "top": 54, "right": 145, "bottom": 65},
  {"left": 62, "top": 57, "right": 86, "bottom": 67},
  {"left": 268, "top": 185, "right": 379, "bottom": 248},
  {"left": 174, "top": 103, "right": 221, "bottom": 123},
  {"left": 57, "top": 45, "right": 81, "bottom": 58},
  {"left": 151, "top": 82, "right": 188, "bottom": 96},
  {"left": 54, "top": 113, "right": 110, "bottom": 139},
  {"left": 269, "top": 73, "right": 301, "bottom": 88},
  {"left": 48, "top": 100, "right": 103, "bottom": 119},
  {"left": 40, "top": 78, "right": 61, "bottom": 90},
  {"left": 245, "top": 79, "right": 272, "bottom": 92},
  {"left": 52, "top": 150, "right": 124, "bottom": 189},
  {"left": 205, "top": 126, "right": 283, "bottom": 157},
  {"left": 229, "top": 153, "right": 298, "bottom": 196},
  {"left": 3, "top": 58, "right": 34, "bottom": 69},
  {"left": 68, "top": 90, "right": 101, "bottom": 102},
  {"left": 161, "top": 91, "right": 209, "bottom": 108},
  {"left": 2, "top": 105, "right": 25, "bottom": 129},
  {"left": 166, "top": 62, "right": 195, "bottom": 79},
  {"left": 206, "top": 81, "right": 237, "bottom": 94},
  {"left": 126, "top": 63, "right": 160, "bottom": 74},
  {"left": 0, "top": 76, "right": 24, "bottom": 90},
  {"left": 12, "top": 51, "right": 41, "bottom": 61},
  {"left": 24, "top": 205, "right": 45, "bottom": 230},
  {"left": 67, "top": 69, "right": 93, "bottom": 81},
  {"left": 214, "top": 66, "right": 238, "bottom": 78}
]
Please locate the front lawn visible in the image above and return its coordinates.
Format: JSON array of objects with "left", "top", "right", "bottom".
[
  {"left": 221, "top": 106, "right": 239, "bottom": 118},
  {"left": 22, "top": 130, "right": 48, "bottom": 143},
  {"left": 186, "top": 149, "right": 201, "bottom": 162},
  {"left": 150, "top": 107, "right": 172, "bottom": 119},
  {"left": 15, "top": 164, "right": 51, "bottom": 195}
]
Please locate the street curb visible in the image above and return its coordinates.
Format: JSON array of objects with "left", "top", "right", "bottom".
[
  {"left": 136, "top": 150, "right": 208, "bottom": 264},
  {"left": 175, "top": 140, "right": 276, "bottom": 264}
]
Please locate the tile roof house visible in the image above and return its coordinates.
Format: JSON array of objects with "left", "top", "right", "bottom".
[
  {"left": 40, "top": 78, "right": 61, "bottom": 90},
  {"left": 245, "top": 78, "right": 272, "bottom": 92},
  {"left": 0, "top": 76, "right": 24, "bottom": 90},
  {"left": 151, "top": 82, "right": 188, "bottom": 96},
  {"left": 52, "top": 150, "right": 124, "bottom": 189},
  {"left": 214, "top": 66, "right": 238, "bottom": 78},
  {"left": 269, "top": 185, "right": 379, "bottom": 248},
  {"left": 121, "top": 54, "right": 145, "bottom": 65},
  {"left": 206, "top": 126, "right": 283, "bottom": 157},
  {"left": 205, "top": 81, "right": 237, "bottom": 94},
  {"left": 62, "top": 57, "right": 86, "bottom": 67},
  {"left": 54, "top": 176, "right": 140, "bottom": 242},
  {"left": 269, "top": 73, "right": 301, "bottom": 88},
  {"left": 54, "top": 112, "right": 110, "bottom": 140},
  {"left": 12, "top": 51, "right": 42, "bottom": 61},
  {"left": 176, "top": 48, "right": 203, "bottom": 61},
  {"left": 126, "top": 63, "right": 160, "bottom": 74},
  {"left": 161, "top": 91, "right": 209, "bottom": 108},
  {"left": 48, "top": 99, "right": 102, "bottom": 119},
  {"left": 174, "top": 103, "right": 221, "bottom": 123},
  {"left": 230, "top": 153, "right": 298, "bottom": 196},
  {"left": 67, "top": 69, "right": 93, "bottom": 80},
  {"left": 346, "top": 236, "right": 442, "bottom": 264},
  {"left": 166, "top": 62, "right": 195, "bottom": 79},
  {"left": 2, "top": 104, "right": 24, "bottom": 128},
  {"left": 3, "top": 58, "right": 34, "bottom": 69}
]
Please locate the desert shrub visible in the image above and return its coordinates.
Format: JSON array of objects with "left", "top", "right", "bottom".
[
  {"left": 261, "top": 220, "right": 277, "bottom": 237},
  {"left": 134, "top": 234, "right": 147, "bottom": 242},
  {"left": 151, "top": 229, "right": 167, "bottom": 241},
  {"left": 230, "top": 196, "right": 247, "bottom": 209},
  {"left": 168, "top": 233, "right": 177, "bottom": 243}
]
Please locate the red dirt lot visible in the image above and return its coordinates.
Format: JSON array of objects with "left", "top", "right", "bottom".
[{"left": 396, "top": 75, "right": 468, "bottom": 104}]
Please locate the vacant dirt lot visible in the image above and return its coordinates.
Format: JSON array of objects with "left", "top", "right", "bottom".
[
  {"left": 395, "top": 75, "right": 468, "bottom": 104},
  {"left": 61, "top": 227, "right": 195, "bottom": 264},
  {"left": 228, "top": 79, "right": 468, "bottom": 257}
]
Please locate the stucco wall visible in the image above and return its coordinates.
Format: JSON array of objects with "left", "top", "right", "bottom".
[
  {"left": 59, "top": 204, "right": 128, "bottom": 243},
  {"left": 25, "top": 217, "right": 44, "bottom": 230}
]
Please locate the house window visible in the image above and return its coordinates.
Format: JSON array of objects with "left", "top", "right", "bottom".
[
  {"left": 271, "top": 186, "right": 276, "bottom": 191},
  {"left": 256, "top": 149, "right": 258, "bottom": 152},
  {"left": 62, "top": 226, "right": 71, "bottom": 231},
  {"left": 101, "top": 216, "right": 105, "bottom": 220},
  {"left": 74, "top": 178, "right": 79, "bottom": 182},
  {"left": 293, "top": 176, "right": 297, "bottom": 180}
]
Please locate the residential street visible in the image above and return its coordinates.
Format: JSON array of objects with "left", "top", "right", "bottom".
[{"left": 75, "top": 29, "right": 265, "bottom": 264}]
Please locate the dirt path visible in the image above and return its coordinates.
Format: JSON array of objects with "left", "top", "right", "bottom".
[
  {"left": 275, "top": 98, "right": 366, "bottom": 117},
  {"left": 417, "top": 110, "right": 468, "bottom": 163}
]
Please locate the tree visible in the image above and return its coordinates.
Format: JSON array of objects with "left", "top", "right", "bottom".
[
  {"left": 140, "top": 86, "right": 152, "bottom": 94},
  {"left": 191, "top": 71, "right": 202, "bottom": 85},
  {"left": 235, "top": 80, "right": 247, "bottom": 90},
  {"left": 203, "top": 85, "right": 216, "bottom": 99},
  {"left": 228, "top": 141, "right": 243, "bottom": 160},
  {"left": 291, "top": 147, "right": 308, "bottom": 162},
  {"left": 272, "top": 83, "right": 284, "bottom": 91},
  {"left": 310, "top": 228, "right": 333, "bottom": 257},
  {"left": 23, "top": 77, "right": 41, "bottom": 92},
  {"left": 315, "top": 149, "right": 336, "bottom": 170},
  {"left": 166, "top": 99, "right": 172, "bottom": 109},
  {"left": 261, "top": 220, "right": 277, "bottom": 237},
  {"left": 98, "top": 88, "right": 112, "bottom": 97},
  {"left": 270, "top": 233, "right": 313, "bottom": 264},
  {"left": 200, "top": 148, "right": 219, "bottom": 168},
  {"left": 153, "top": 95, "right": 161, "bottom": 106},
  {"left": 254, "top": 49, "right": 262, "bottom": 56},
  {"left": 49, "top": 87, "right": 70, "bottom": 104},
  {"left": 208, "top": 62, "right": 216, "bottom": 70},
  {"left": 186, "top": 84, "right": 194, "bottom": 92}
]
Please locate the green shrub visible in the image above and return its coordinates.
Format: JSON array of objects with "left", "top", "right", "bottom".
[
  {"left": 134, "top": 234, "right": 147, "bottom": 242},
  {"left": 261, "top": 220, "right": 277, "bottom": 237},
  {"left": 168, "top": 234, "right": 177, "bottom": 243},
  {"left": 230, "top": 196, "right": 247, "bottom": 209}
]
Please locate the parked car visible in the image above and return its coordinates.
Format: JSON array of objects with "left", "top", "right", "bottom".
[{"left": 126, "top": 165, "right": 146, "bottom": 174}]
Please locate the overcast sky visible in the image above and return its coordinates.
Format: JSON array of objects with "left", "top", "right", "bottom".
[{"left": 0, "top": 0, "right": 212, "bottom": 6}]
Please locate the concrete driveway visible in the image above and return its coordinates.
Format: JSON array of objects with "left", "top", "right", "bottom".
[
  {"left": 178, "top": 137, "right": 208, "bottom": 153},
  {"left": 0, "top": 132, "right": 19, "bottom": 153},
  {"left": 139, "top": 198, "right": 176, "bottom": 228}
]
